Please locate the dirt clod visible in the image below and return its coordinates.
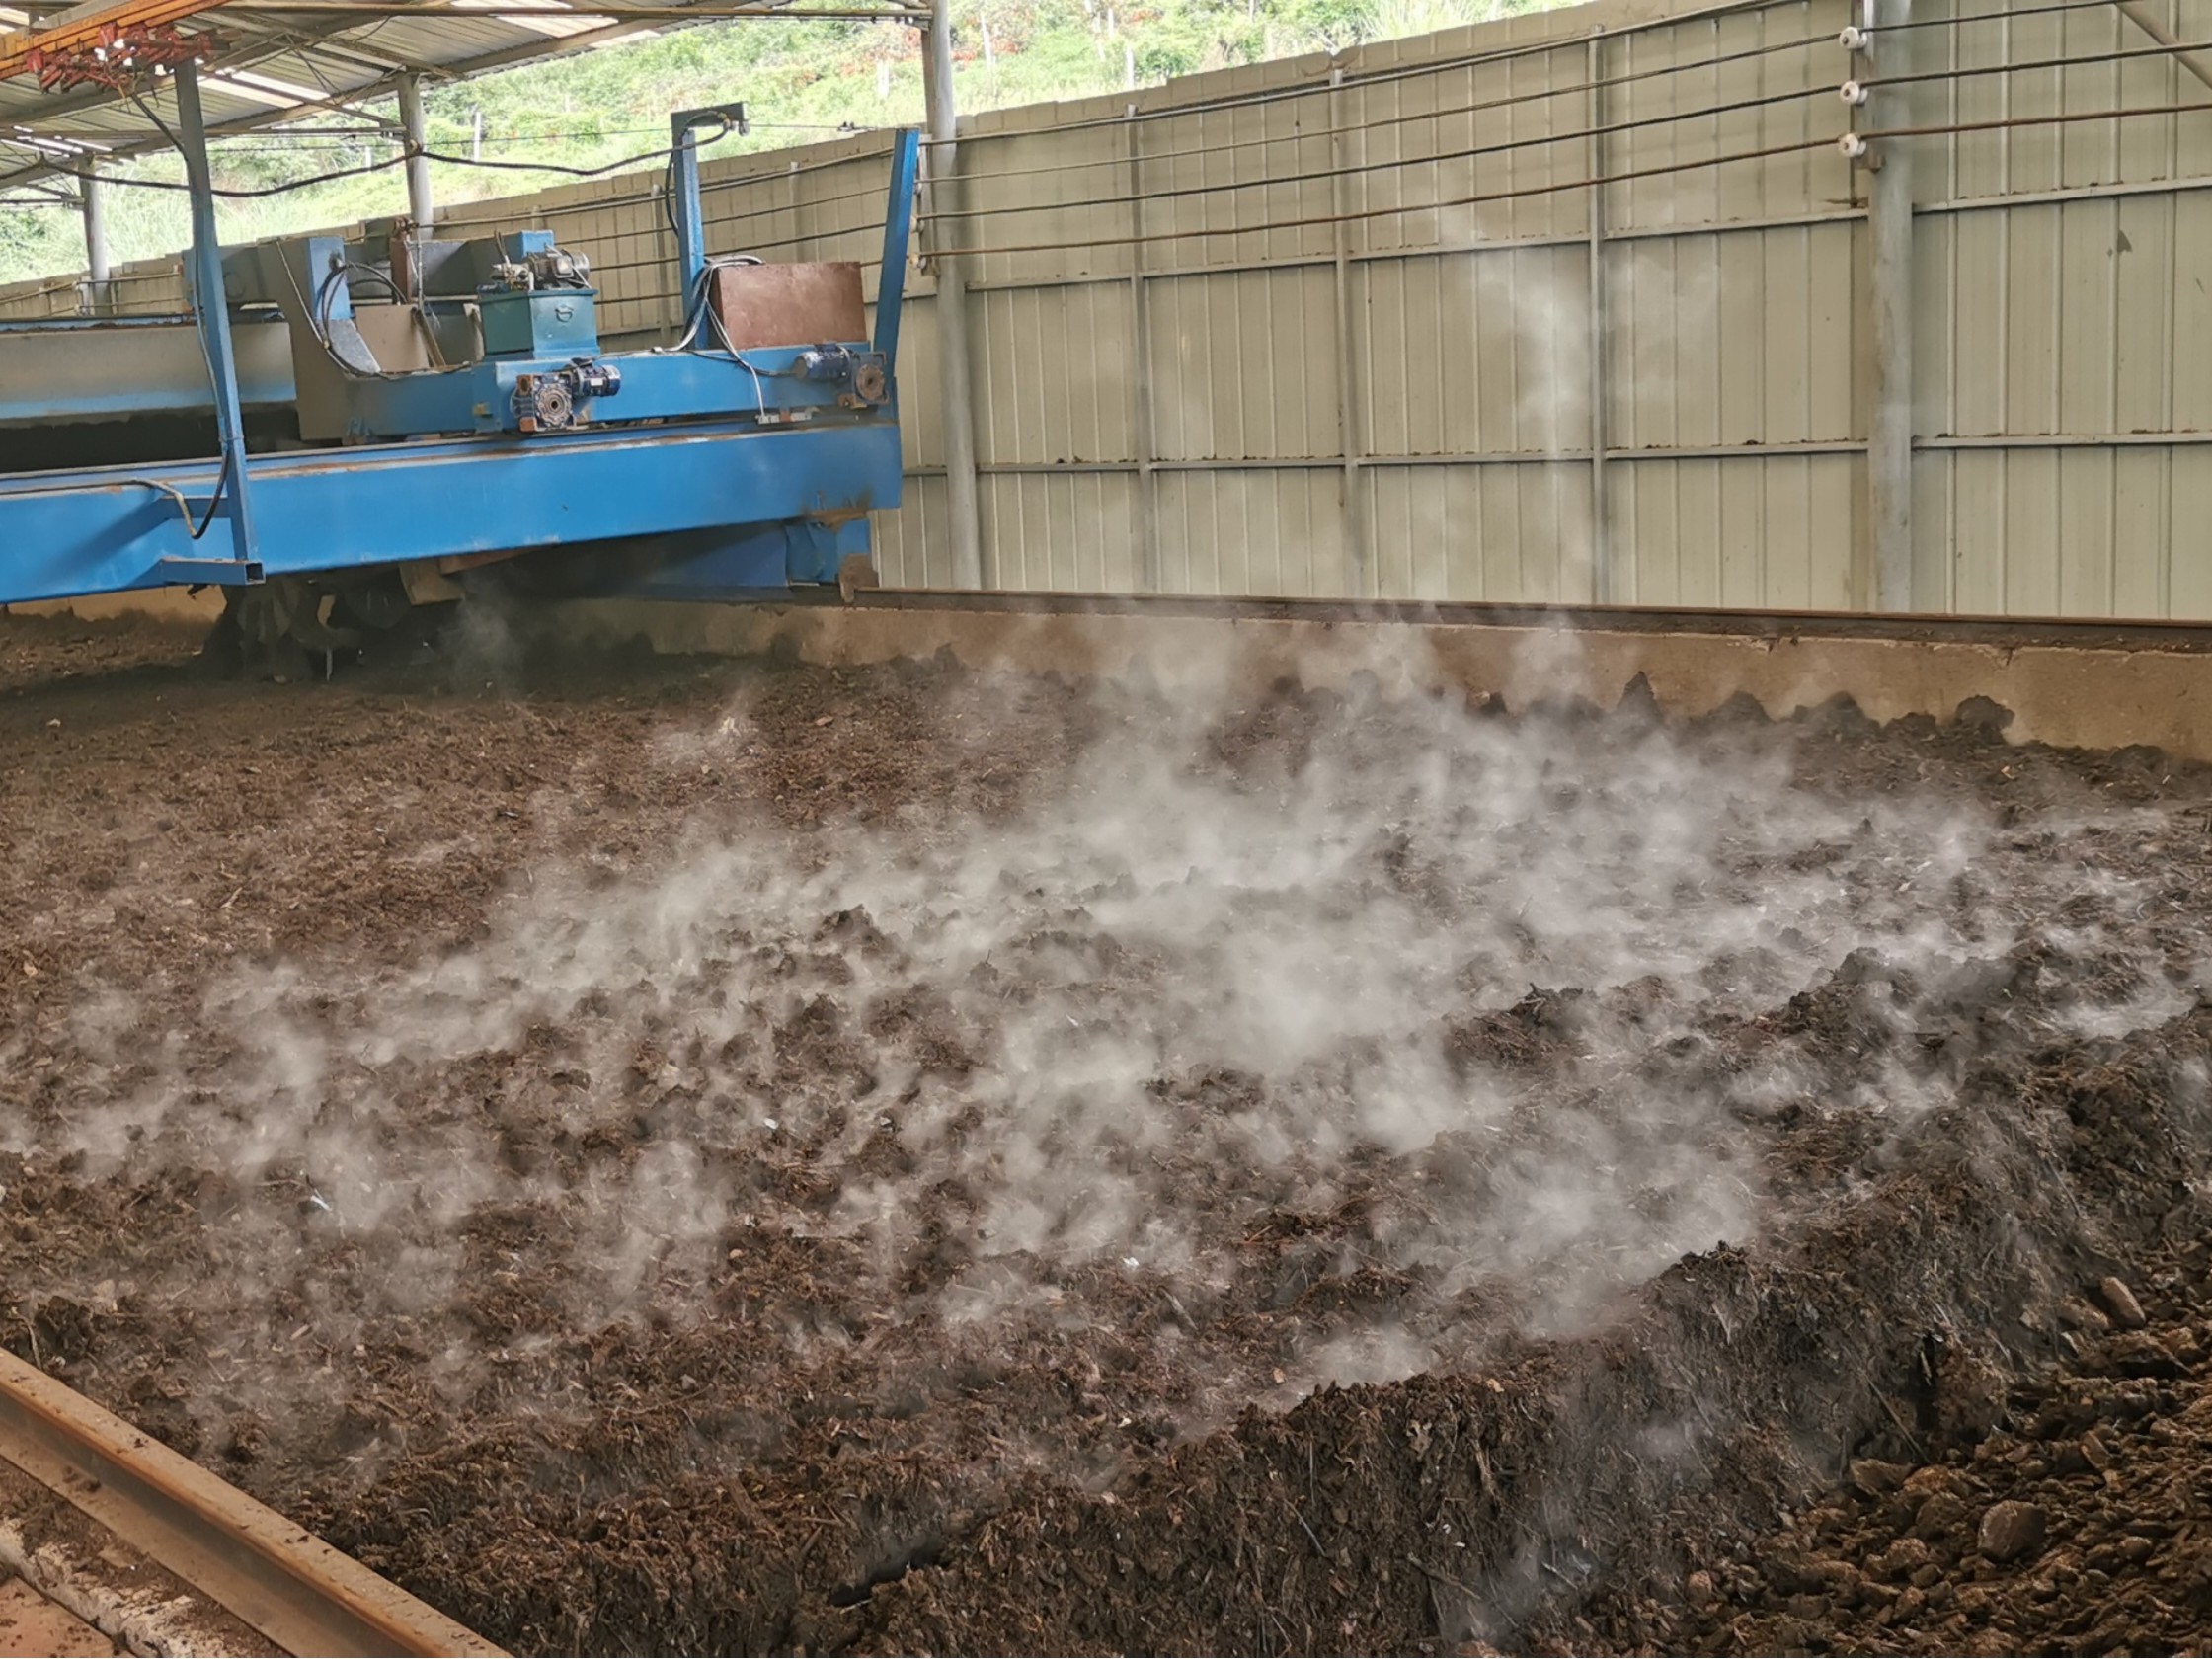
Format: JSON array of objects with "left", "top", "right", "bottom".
[
  {"left": 1976, "top": 1500, "right": 2047, "bottom": 1563},
  {"left": 2097, "top": 1274, "right": 2149, "bottom": 1330}
]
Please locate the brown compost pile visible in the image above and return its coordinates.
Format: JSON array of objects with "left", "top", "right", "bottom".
[{"left": 4, "top": 612, "right": 2212, "bottom": 1656}]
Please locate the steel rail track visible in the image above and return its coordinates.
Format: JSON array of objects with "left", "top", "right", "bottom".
[
  {"left": 831, "top": 587, "right": 2212, "bottom": 656},
  {"left": 0, "top": 1348, "right": 502, "bottom": 1658}
]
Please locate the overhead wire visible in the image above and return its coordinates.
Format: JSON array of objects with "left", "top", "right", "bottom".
[
  {"left": 480, "top": 132, "right": 895, "bottom": 222},
  {"left": 626, "top": 80, "right": 1847, "bottom": 253},
  {"left": 0, "top": 120, "right": 739, "bottom": 198},
  {"left": 2, "top": 3, "right": 1825, "bottom": 216},
  {"left": 754, "top": 30, "right": 2212, "bottom": 258},
  {"left": 916, "top": 133, "right": 1836, "bottom": 262},
  {"left": 1864, "top": 98, "right": 2212, "bottom": 143},
  {"left": 570, "top": 20, "right": 1856, "bottom": 235},
  {"left": 914, "top": 101, "right": 2212, "bottom": 263},
  {"left": 572, "top": 60, "right": 1851, "bottom": 252},
  {"left": 914, "top": 0, "right": 1824, "bottom": 144},
  {"left": 313, "top": 33, "right": 2212, "bottom": 303},
  {"left": 893, "top": 0, "right": 2180, "bottom": 165},
  {"left": 939, "top": 28, "right": 1838, "bottom": 188},
  {"left": 11, "top": 5, "right": 2204, "bottom": 305},
  {"left": 926, "top": 81, "right": 1836, "bottom": 224},
  {"left": 0, "top": 0, "right": 2126, "bottom": 203},
  {"left": 6, "top": 122, "right": 852, "bottom": 153},
  {"left": 1872, "top": 0, "right": 2184, "bottom": 34},
  {"left": 1860, "top": 38, "right": 2212, "bottom": 90}
]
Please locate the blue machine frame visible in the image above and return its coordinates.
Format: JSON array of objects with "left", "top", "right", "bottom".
[{"left": 0, "top": 65, "right": 921, "bottom": 608}]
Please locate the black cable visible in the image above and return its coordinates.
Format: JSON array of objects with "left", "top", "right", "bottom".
[
  {"left": 309, "top": 259, "right": 452, "bottom": 382},
  {"left": 186, "top": 449, "right": 235, "bottom": 542},
  {"left": 926, "top": 81, "right": 1836, "bottom": 226},
  {"left": 0, "top": 119, "right": 736, "bottom": 199},
  {"left": 657, "top": 114, "right": 739, "bottom": 254},
  {"left": 419, "top": 133, "right": 727, "bottom": 176},
  {"left": 1864, "top": 38, "right": 2212, "bottom": 92},
  {"left": 0, "top": 143, "right": 412, "bottom": 197},
  {"left": 32, "top": 472, "right": 232, "bottom": 539},
  {"left": 126, "top": 91, "right": 182, "bottom": 154}
]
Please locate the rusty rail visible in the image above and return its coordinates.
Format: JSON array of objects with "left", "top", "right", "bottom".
[{"left": 0, "top": 1347, "right": 502, "bottom": 1657}]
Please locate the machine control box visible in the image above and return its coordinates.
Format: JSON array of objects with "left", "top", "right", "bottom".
[{"left": 478, "top": 287, "right": 600, "bottom": 358}]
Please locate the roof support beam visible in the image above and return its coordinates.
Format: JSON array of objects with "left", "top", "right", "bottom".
[
  {"left": 0, "top": 0, "right": 231, "bottom": 83},
  {"left": 214, "top": 1, "right": 924, "bottom": 15}
]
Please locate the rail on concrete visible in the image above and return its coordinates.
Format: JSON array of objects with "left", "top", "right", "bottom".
[
  {"left": 13, "top": 582, "right": 2212, "bottom": 761},
  {"left": 0, "top": 1349, "right": 502, "bottom": 1658},
  {"left": 529, "top": 589, "right": 2212, "bottom": 764}
]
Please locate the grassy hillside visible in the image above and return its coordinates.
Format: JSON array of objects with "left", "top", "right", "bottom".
[{"left": 0, "top": 0, "right": 1556, "bottom": 286}]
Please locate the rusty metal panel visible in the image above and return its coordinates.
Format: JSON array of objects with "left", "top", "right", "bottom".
[{"left": 708, "top": 262, "right": 865, "bottom": 349}]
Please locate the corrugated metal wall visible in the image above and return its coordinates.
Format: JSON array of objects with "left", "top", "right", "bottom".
[{"left": 6, "top": 0, "right": 2210, "bottom": 617}]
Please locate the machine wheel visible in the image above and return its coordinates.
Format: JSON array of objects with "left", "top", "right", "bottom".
[
  {"left": 211, "top": 577, "right": 370, "bottom": 680},
  {"left": 331, "top": 573, "right": 411, "bottom": 634}
]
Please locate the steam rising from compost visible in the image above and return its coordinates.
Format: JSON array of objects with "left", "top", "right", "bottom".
[{"left": 10, "top": 666, "right": 2189, "bottom": 1493}]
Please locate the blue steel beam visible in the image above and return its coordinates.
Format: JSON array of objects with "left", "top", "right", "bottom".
[
  {"left": 0, "top": 323, "right": 882, "bottom": 434},
  {"left": 0, "top": 415, "right": 902, "bottom": 605},
  {"left": 0, "top": 319, "right": 296, "bottom": 425},
  {"left": 670, "top": 108, "right": 718, "bottom": 305},
  {"left": 0, "top": 104, "right": 917, "bottom": 613},
  {"left": 329, "top": 343, "right": 890, "bottom": 438},
  {"left": 173, "top": 61, "right": 258, "bottom": 572},
  {"left": 598, "top": 518, "right": 876, "bottom": 598},
  {"left": 874, "top": 129, "right": 919, "bottom": 369}
]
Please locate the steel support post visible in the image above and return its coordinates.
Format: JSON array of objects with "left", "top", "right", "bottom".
[
  {"left": 921, "top": 1, "right": 986, "bottom": 589},
  {"left": 397, "top": 72, "right": 434, "bottom": 228},
  {"left": 78, "top": 165, "right": 111, "bottom": 316},
  {"left": 1127, "top": 102, "right": 1160, "bottom": 592},
  {"left": 175, "top": 59, "right": 259, "bottom": 568},
  {"left": 1586, "top": 33, "right": 1612, "bottom": 603},
  {"left": 671, "top": 111, "right": 712, "bottom": 303},
  {"left": 1862, "top": 0, "right": 1915, "bottom": 611},
  {"left": 1328, "top": 66, "right": 1370, "bottom": 598}
]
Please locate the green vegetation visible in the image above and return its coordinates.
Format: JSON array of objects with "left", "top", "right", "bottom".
[{"left": 0, "top": 0, "right": 1561, "bottom": 286}]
